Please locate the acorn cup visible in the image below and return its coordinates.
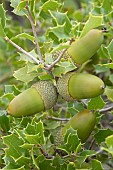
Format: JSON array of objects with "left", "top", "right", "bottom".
[
  {"left": 57, "top": 72, "right": 105, "bottom": 101},
  {"left": 67, "top": 29, "right": 103, "bottom": 64},
  {"left": 8, "top": 81, "right": 57, "bottom": 117}
]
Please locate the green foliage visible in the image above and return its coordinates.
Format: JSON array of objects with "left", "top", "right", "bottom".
[
  {"left": 0, "top": 0, "right": 113, "bottom": 169},
  {"left": 0, "top": 4, "right": 6, "bottom": 37},
  {"left": 87, "top": 96, "right": 105, "bottom": 110}
]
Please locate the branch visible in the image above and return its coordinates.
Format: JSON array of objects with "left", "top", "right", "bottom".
[
  {"left": 25, "top": 3, "right": 44, "bottom": 63},
  {"left": 40, "top": 146, "right": 55, "bottom": 159},
  {"left": 88, "top": 138, "right": 95, "bottom": 150},
  {"left": 46, "top": 116, "right": 69, "bottom": 121},
  {"left": 45, "top": 49, "right": 67, "bottom": 71},
  {"left": 100, "top": 105, "right": 113, "bottom": 113},
  {"left": 4, "top": 36, "right": 40, "bottom": 65},
  {"left": 80, "top": 99, "right": 88, "bottom": 108}
]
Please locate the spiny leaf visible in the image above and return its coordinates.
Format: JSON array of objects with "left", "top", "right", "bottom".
[
  {"left": 3, "top": 133, "right": 25, "bottom": 159},
  {"left": 80, "top": 13, "right": 103, "bottom": 37},
  {"left": 15, "top": 33, "right": 35, "bottom": 43},
  {"left": 4, "top": 85, "right": 21, "bottom": 95},
  {"left": 19, "top": 49, "right": 39, "bottom": 63},
  {"left": 94, "top": 64, "right": 109, "bottom": 74},
  {"left": 0, "top": 18, "right": 6, "bottom": 37},
  {"left": 49, "top": 10, "right": 72, "bottom": 33},
  {"left": 105, "top": 135, "right": 113, "bottom": 148},
  {"left": 41, "top": 0, "right": 60, "bottom": 11},
  {"left": 2, "top": 164, "right": 25, "bottom": 170},
  {"left": 31, "top": 148, "right": 40, "bottom": 170},
  {"left": 15, "top": 156, "right": 31, "bottom": 168},
  {"left": 52, "top": 61, "right": 76, "bottom": 77},
  {"left": 50, "top": 43, "right": 69, "bottom": 54},
  {"left": 59, "top": 128, "right": 81, "bottom": 153},
  {"left": 80, "top": 150, "right": 96, "bottom": 157},
  {"left": 34, "top": 121, "right": 45, "bottom": 144},
  {"left": 107, "top": 39, "right": 113, "bottom": 61},
  {"left": 25, "top": 123, "right": 36, "bottom": 134},
  {"left": 29, "top": 0, "right": 37, "bottom": 23},
  {"left": 10, "top": 0, "right": 27, "bottom": 16},
  {"left": 25, "top": 133, "right": 40, "bottom": 144},
  {"left": 0, "top": 93, "right": 15, "bottom": 107},
  {"left": 39, "top": 158, "right": 56, "bottom": 170},
  {"left": 0, "top": 4, "right": 6, "bottom": 27},
  {"left": 91, "top": 159, "right": 104, "bottom": 170},
  {"left": 102, "top": 0, "right": 113, "bottom": 14},
  {"left": 0, "top": 110, "right": 10, "bottom": 133},
  {"left": 16, "top": 1, "right": 27, "bottom": 12},
  {"left": 94, "top": 128, "right": 113, "bottom": 144},
  {"left": 48, "top": 24, "right": 70, "bottom": 41},
  {"left": 13, "top": 65, "right": 38, "bottom": 83},
  {"left": 25, "top": 121, "right": 45, "bottom": 144},
  {"left": 20, "top": 143, "right": 34, "bottom": 149},
  {"left": 87, "top": 96, "right": 105, "bottom": 110},
  {"left": 104, "top": 86, "right": 113, "bottom": 102}
]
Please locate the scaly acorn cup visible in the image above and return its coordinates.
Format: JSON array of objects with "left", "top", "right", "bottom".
[
  {"left": 8, "top": 81, "right": 57, "bottom": 117},
  {"left": 57, "top": 72, "right": 105, "bottom": 101},
  {"left": 67, "top": 29, "right": 103, "bottom": 64},
  {"left": 62, "top": 109, "right": 96, "bottom": 143}
]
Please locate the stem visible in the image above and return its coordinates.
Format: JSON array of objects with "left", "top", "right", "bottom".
[
  {"left": 25, "top": 3, "right": 44, "bottom": 63},
  {"left": 4, "top": 36, "right": 40, "bottom": 65},
  {"left": 78, "top": 59, "right": 92, "bottom": 73},
  {"left": 45, "top": 49, "right": 67, "bottom": 71}
]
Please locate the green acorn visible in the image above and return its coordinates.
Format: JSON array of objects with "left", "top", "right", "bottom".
[
  {"left": 67, "top": 29, "right": 103, "bottom": 64},
  {"left": 55, "top": 110, "right": 96, "bottom": 145},
  {"left": 57, "top": 72, "right": 105, "bottom": 101},
  {"left": 8, "top": 81, "right": 57, "bottom": 117},
  {"left": 62, "top": 109, "right": 96, "bottom": 143}
]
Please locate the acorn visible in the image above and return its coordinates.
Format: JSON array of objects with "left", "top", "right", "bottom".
[
  {"left": 8, "top": 81, "right": 57, "bottom": 117},
  {"left": 67, "top": 29, "right": 103, "bottom": 64},
  {"left": 62, "top": 109, "right": 96, "bottom": 143},
  {"left": 55, "top": 110, "right": 96, "bottom": 145},
  {"left": 57, "top": 72, "right": 105, "bottom": 101}
]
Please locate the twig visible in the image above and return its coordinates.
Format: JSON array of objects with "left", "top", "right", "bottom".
[
  {"left": 81, "top": 99, "right": 88, "bottom": 108},
  {"left": 25, "top": 2, "right": 44, "bottom": 63},
  {"left": 88, "top": 138, "right": 95, "bottom": 150},
  {"left": 40, "top": 146, "right": 55, "bottom": 159},
  {"left": 4, "top": 36, "right": 40, "bottom": 65},
  {"left": 45, "top": 49, "right": 67, "bottom": 71},
  {"left": 100, "top": 106, "right": 113, "bottom": 113},
  {"left": 46, "top": 116, "right": 69, "bottom": 121}
]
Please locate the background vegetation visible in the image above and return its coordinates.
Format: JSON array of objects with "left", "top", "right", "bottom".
[{"left": 0, "top": 0, "right": 113, "bottom": 169}]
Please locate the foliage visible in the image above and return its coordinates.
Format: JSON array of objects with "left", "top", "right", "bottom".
[{"left": 0, "top": 0, "right": 113, "bottom": 169}]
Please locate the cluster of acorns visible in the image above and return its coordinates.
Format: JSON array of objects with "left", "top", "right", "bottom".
[{"left": 8, "top": 29, "right": 105, "bottom": 143}]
